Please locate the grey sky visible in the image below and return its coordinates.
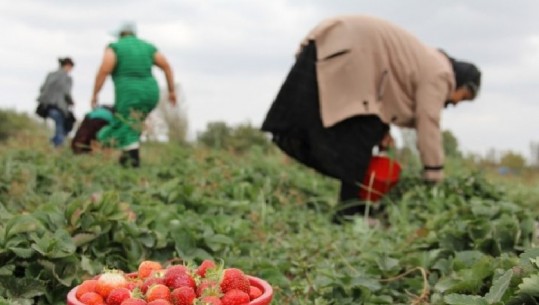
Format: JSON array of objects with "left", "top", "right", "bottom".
[{"left": 1, "top": 0, "right": 538, "bottom": 159}]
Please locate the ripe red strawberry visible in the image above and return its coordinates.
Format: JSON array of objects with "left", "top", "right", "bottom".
[
  {"left": 196, "top": 260, "right": 216, "bottom": 278},
  {"left": 79, "top": 291, "right": 105, "bottom": 305},
  {"left": 120, "top": 297, "right": 147, "bottom": 305},
  {"left": 138, "top": 261, "right": 163, "bottom": 279},
  {"left": 146, "top": 284, "right": 171, "bottom": 302},
  {"left": 196, "top": 280, "right": 220, "bottom": 297},
  {"left": 165, "top": 265, "right": 189, "bottom": 275},
  {"left": 95, "top": 271, "right": 128, "bottom": 299},
  {"left": 170, "top": 286, "right": 196, "bottom": 305},
  {"left": 200, "top": 296, "right": 222, "bottom": 305},
  {"left": 248, "top": 286, "right": 262, "bottom": 300},
  {"left": 219, "top": 269, "right": 249, "bottom": 294},
  {"left": 76, "top": 279, "right": 99, "bottom": 299},
  {"left": 163, "top": 265, "right": 189, "bottom": 287},
  {"left": 141, "top": 277, "right": 165, "bottom": 294},
  {"left": 220, "top": 289, "right": 250, "bottom": 305},
  {"left": 167, "top": 272, "right": 196, "bottom": 290},
  {"left": 106, "top": 287, "right": 132, "bottom": 305},
  {"left": 126, "top": 279, "right": 141, "bottom": 291},
  {"left": 147, "top": 300, "right": 172, "bottom": 305}
]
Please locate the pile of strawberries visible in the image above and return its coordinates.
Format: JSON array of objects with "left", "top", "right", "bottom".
[{"left": 74, "top": 259, "right": 264, "bottom": 305}]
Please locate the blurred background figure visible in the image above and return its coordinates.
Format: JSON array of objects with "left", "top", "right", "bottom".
[
  {"left": 71, "top": 105, "right": 114, "bottom": 154},
  {"left": 90, "top": 21, "right": 177, "bottom": 167},
  {"left": 36, "top": 57, "right": 76, "bottom": 147}
]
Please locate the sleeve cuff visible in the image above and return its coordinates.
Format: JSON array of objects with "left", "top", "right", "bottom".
[
  {"left": 422, "top": 168, "right": 444, "bottom": 182},
  {"left": 423, "top": 165, "right": 444, "bottom": 171}
]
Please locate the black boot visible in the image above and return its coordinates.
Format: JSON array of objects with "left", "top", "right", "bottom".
[
  {"left": 332, "top": 181, "right": 385, "bottom": 225},
  {"left": 119, "top": 149, "right": 140, "bottom": 168},
  {"left": 332, "top": 181, "right": 364, "bottom": 224}
]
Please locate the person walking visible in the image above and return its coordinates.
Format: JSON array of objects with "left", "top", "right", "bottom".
[
  {"left": 91, "top": 22, "right": 176, "bottom": 167},
  {"left": 261, "top": 15, "right": 481, "bottom": 222},
  {"left": 37, "top": 57, "right": 75, "bottom": 147}
]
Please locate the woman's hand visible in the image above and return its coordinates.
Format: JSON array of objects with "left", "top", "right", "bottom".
[
  {"left": 168, "top": 91, "right": 177, "bottom": 106},
  {"left": 378, "top": 131, "right": 395, "bottom": 151},
  {"left": 91, "top": 96, "right": 98, "bottom": 109}
]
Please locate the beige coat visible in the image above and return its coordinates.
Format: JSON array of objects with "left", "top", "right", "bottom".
[{"left": 300, "top": 15, "right": 455, "bottom": 180}]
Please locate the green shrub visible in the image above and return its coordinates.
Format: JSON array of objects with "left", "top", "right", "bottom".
[
  {"left": 197, "top": 121, "right": 271, "bottom": 153},
  {"left": 196, "top": 121, "right": 231, "bottom": 149},
  {"left": 0, "top": 109, "right": 44, "bottom": 142}
]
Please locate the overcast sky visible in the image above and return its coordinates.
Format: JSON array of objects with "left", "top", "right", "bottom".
[{"left": 1, "top": 0, "right": 538, "bottom": 158}]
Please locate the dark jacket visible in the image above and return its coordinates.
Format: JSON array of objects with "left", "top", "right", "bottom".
[{"left": 37, "top": 68, "right": 73, "bottom": 116}]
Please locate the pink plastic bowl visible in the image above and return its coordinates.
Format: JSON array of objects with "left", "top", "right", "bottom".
[
  {"left": 246, "top": 275, "right": 273, "bottom": 305},
  {"left": 67, "top": 274, "right": 273, "bottom": 305}
]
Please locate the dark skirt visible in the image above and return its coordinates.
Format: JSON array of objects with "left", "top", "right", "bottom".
[
  {"left": 71, "top": 117, "right": 109, "bottom": 154},
  {"left": 261, "top": 41, "right": 388, "bottom": 186}
]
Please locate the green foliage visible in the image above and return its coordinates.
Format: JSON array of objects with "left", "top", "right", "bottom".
[
  {"left": 0, "top": 109, "right": 44, "bottom": 142},
  {"left": 444, "top": 294, "right": 489, "bottom": 305},
  {"left": 196, "top": 121, "right": 271, "bottom": 153},
  {"left": 396, "top": 146, "right": 422, "bottom": 175},
  {"left": 197, "top": 121, "right": 230, "bottom": 149},
  {"left": 499, "top": 151, "right": 527, "bottom": 172},
  {"left": 443, "top": 130, "right": 462, "bottom": 158},
  {"left": 484, "top": 269, "right": 513, "bottom": 303},
  {"left": 0, "top": 140, "right": 538, "bottom": 305}
]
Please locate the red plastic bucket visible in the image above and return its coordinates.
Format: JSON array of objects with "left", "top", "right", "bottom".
[
  {"left": 358, "top": 155, "right": 401, "bottom": 202},
  {"left": 67, "top": 274, "right": 273, "bottom": 305}
]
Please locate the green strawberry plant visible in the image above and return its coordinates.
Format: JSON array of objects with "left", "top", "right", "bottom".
[{"left": 0, "top": 141, "right": 537, "bottom": 305}]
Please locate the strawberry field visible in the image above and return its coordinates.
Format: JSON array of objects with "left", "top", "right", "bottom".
[{"left": 0, "top": 138, "right": 538, "bottom": 305}]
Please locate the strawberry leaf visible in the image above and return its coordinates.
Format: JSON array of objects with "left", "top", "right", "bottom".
[
  {"left": 0, "top": 265, "right": 14, "bottom": 276},
  {"left": 5, "top": 215, "right": 42, "bottom": 238},
  {"left": 0, "top": 276, "right": 47, "bottom": 299},
  {"left": 8, "top": 246, "right": 34, "bottom": 259},
  {"left": 518, "top": 248, "right": 539, "bottom": 273},
  {"left": 484, "top": 269, "right": 513, "bottom": 304},
  {"left": 517, "top": 274, "right": 539, "bottom": 297},
  {"left": 444, "top": 293, "right": 489, "bottom": 305}
]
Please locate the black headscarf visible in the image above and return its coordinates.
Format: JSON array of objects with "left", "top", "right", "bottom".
[{"left": 439, "top": 50, "right": 481, "bottom": 99}]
